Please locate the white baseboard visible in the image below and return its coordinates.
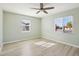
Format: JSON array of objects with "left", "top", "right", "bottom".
[
  {"left": 3, "top": 37, "right": 41, "bottom": 45},
  {"left": 43, "top": 37, "right": 79, "bottom": 48},
  {"left": 3, "top": 36, "right": 79, "bottom": 48},
  {"left": 3, "top": 39, "right": 26, "bottom": 45}
]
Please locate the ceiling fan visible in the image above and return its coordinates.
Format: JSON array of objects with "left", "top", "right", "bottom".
[{"left": 31, "top": 3, "right": 55, "bottom": 14}]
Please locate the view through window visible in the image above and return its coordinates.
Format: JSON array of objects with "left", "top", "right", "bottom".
[
  {"left": 55, "top": 16, "right": 73, "bottom": 33},
  {"left": 21, "top": 20, "right": 31, "bottom": 32}
]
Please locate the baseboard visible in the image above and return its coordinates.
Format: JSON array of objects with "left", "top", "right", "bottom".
[
  {"left": 3, "top": 39, "right": 26, "bottom": 45},
  {"left": 3, "top": 36, "right": 79, "bottom": 48},
  {"left": 42, "top": 37, "right": 79, "bottom": 48},
  {"left": 3, "top": 37, "right": 41, "bottom": 45}
]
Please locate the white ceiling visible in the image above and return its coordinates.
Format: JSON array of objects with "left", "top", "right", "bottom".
[{"left": 0, "top": 3, "right": 79, "bottom": 18}]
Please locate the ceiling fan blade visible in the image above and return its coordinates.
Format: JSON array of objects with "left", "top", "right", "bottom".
[
  {"left": 36, "top": 11, "right": 40, "bottom": 14},
  {"left": 40, "top": 3, "right": 43, "bottom": 9},
  {"left": 43, "top": 7, "right": 55, "bottom": 10},
  {"left": 43, "top": 10, "right": 48, "bottom": 14},
  {"left": 31, "top": 8, "right": 40, "bottom": 10}
]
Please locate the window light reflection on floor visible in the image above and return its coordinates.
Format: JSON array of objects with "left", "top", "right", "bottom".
[{"left": 34, "top": 41, "right": 56, "bottom": 48}]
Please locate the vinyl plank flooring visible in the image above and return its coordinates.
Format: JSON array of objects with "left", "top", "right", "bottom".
[{"left": 0, "top": 38, "right": 79, "bottom": 56}]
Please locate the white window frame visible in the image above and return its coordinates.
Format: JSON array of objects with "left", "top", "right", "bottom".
[{"left": 21, "top": 20, "right": 31, "bottom": 32}]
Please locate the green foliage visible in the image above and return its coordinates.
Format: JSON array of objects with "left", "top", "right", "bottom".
[{"left": 67, "top": 21, "right": 72, "bottom": 28}]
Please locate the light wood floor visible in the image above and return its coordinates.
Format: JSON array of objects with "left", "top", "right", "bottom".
[{"left": 0, "top": 38, "right": 79, "bottom": 56}]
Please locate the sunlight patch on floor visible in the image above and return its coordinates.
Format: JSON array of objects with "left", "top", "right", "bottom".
[{"left": 34, "top": 41, "right": 56, "bottom": 48}]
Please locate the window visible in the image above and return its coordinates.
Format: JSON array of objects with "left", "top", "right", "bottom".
[
  {"left": 21, "top": 20, "right": 31, "bottom": 32},
  {"left": 55, "top": 16, "right": 73, "bottom": 33},
  {"left": 63, "top": 16, "right": 73, "bottom": 32}
]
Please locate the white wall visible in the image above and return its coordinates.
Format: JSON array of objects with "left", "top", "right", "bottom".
[
  {"left": 42, "top": 7, "right": 79, "bottom": 47},
  {"left": 3, "top": 7, "right": 79, "bottom": 48},
  {"left": 0, "top": 8, "right": 3, "bottom": 51},
  {"left": 3, "top": 11, "right": 41, "bottom": 43}
]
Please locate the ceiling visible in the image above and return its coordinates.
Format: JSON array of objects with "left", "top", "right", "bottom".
[{"left": 0, "top": 3, "right": 79, "bottom": 18}]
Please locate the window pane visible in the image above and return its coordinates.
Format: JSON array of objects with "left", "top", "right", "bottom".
[{"left": 21, "top": 20, "right": 31, "bottom": 32}]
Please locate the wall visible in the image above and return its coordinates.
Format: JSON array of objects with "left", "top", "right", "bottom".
[
  {"left": 42, "top": 7, "right": 79, "bottom": 47},
  {"left": 0, "top": 8, "right": 3, "bottom": 51},
  {"left": 3, "top": 11, "right": 41, "bottom": 43}
]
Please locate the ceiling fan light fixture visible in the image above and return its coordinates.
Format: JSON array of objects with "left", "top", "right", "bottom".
[{"left": 31, "top": 3, "right": 55, "bottom": 14}]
